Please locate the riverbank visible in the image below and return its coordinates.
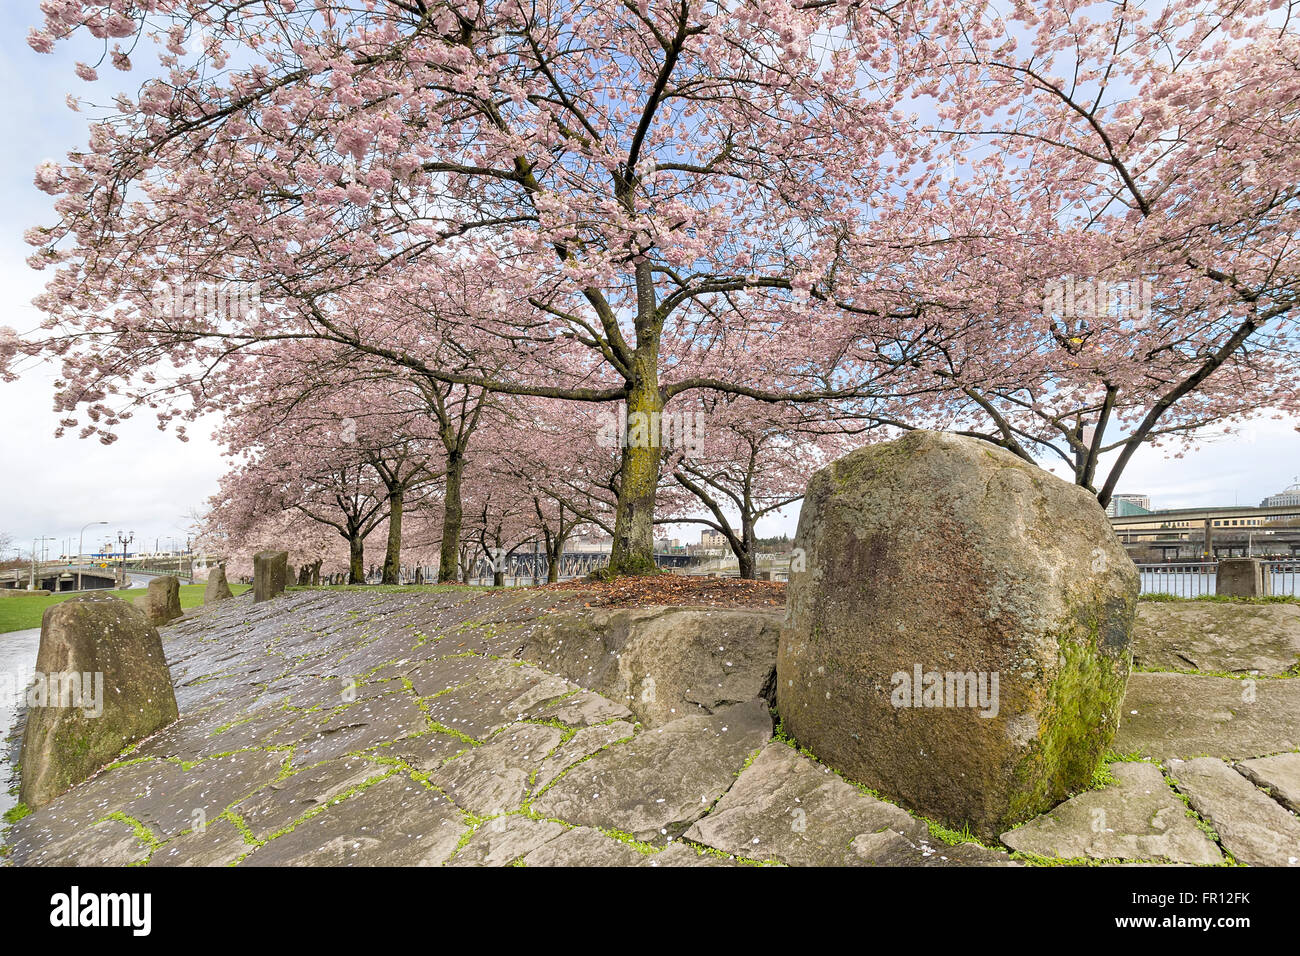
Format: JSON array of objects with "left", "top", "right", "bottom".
[
  {"left": 0, "top": 628, "right": 40, "bottom": 821},
  {"left": 0, "top": 583, "right": 249, "bottom": 634}
]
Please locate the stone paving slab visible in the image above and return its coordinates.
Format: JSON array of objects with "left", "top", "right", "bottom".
[
  {"left": 999, "top": 761, "right": 1222, "bottom": 864},
  {"left": 238, "top": 773, "right": 467, "bottom": 866},
  {"left": 534, "top": 721, "right": 637, "bottom": 791},
  {"left": 17, "top": 816, "right": 154, "bottom": 867},
  {"left": 1114, "top": 672, "right": 1300, "bottom": 760},
  {"left": 429, "top": 723, "right": 566, "bottom": 815},
  {"left": 114, "top": 749, "right": 286, "bottom": 840},
  {"left": 530, "top": 690, "right": 633, "bottom": 727},
  {"left": 146, "top": 816, "right": 251, "bottom": 867},
  {"left": 6, "top": 589, "right": 1298, "bottom": 868},
  {"left": 683, "top": 742, "right": 1011, "bottom": 866},
  {"left": 234, "top": 755, "right": 379, "bottom": 841},
  {"left": 420, "top": 660, "right": 577, "bottom": 742},
  {"left": 1166, "top": 757, "right": 1300, "bottom": 867},
  {"left": 1133, "top": 602, "right": 1300, "bottom": 675},
  {"left": 530, "top": 699, "right": 772, "bottom": 843},
  {"left": 447, "top": 816, "right": 569, "bottom": 866},
  {"left": 520, "top": 606, "right": 781, "bottom": 726},
  {"left": 372, "top": 732, "right": 471, "bottom": 773},
  {"left": 1235, "top": 752, "right": 1300, "bottom": 814}
]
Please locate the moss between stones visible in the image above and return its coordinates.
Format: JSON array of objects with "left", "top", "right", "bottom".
[{"left": 1134, "top": 664, "right": 1297, "bottom": 680}]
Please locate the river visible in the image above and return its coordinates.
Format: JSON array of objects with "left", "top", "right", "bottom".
[{"left": 0, "top": 627, "right": 41, "bottom": 820}]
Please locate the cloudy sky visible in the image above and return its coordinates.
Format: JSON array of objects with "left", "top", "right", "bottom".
[{"left": 0, "top": 9, "right": 1295, "bottom": 560}]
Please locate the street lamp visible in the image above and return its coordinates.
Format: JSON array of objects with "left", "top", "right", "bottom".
[
  {"left": 115, "top": 530, "right": 135, "bottom": 589},
  {"left": 77, "top": 520, "right": 109, "bottom": 591},
  {"left": 30, "top": 536, "right": 56, "bottom": 590}
]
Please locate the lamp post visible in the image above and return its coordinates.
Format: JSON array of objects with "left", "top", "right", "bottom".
[
  {"left": 30, "top": 536, "right": 56, "bottom": 590},
  {"left": 77, "top": 520, "right": 108, "bottom": 591},
  {"left": 116, "top": 530, "right": 135, "bottom": 589}
]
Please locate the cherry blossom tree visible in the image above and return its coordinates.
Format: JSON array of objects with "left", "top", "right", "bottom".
[
  {"left": 209, "top": 345, "right": 442, "bottom": 582},
  {"left": 18, "top": 0, "right": 952, "bottom": 577},
  {"left": 656, "top": 394, "right": 865, "bottom": 576},
  {"left": 878, "top": 0, "right": 1300, "bottom": 504},
  {"left": 14, "top": 0, "right": 1298, "bottom": 575}
]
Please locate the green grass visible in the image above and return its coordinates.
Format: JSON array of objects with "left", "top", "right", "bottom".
[
  {"left": 0, "top": 583, "right": 250, "bottom": 634},
  {"left": 1140, "top": 592, "right": 1300, "bottom": 605}
]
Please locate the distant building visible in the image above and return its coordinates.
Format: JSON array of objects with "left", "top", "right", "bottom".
[
  {"left": 700, "top": 529, "right": 727, "bottom": 549},
  {"left": 568, "top": 534, "right": 614, "bottom": 553},
  {"left": 1261, "top": 480, "right": 1300, "bottom": 508},
  {"left": 1106, "top": 494, "right": 1151, "bottom": 518}
]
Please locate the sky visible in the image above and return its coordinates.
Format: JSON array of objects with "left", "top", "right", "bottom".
[{"left": 0, "top": 6, "right": 1296, "bottom": 560}]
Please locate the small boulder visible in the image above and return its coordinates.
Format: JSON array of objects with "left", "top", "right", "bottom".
[
  {"left": 778, "top": 430, "right": 1139, "bottom": 838},
  {"left": 204, "top": 565, "right": 234, "bottom": 605},
  {"left": 521, "top": 605, "right": 779, "bottom": 725},
  {"left": 133, "top": 575, "right": 182, "bottom": 626},
  {"left": 253, "top": 550, "right": 288, "bottom": 603},
  {"left": 19, "top": 592, "right": 179, "bottom": 808}
]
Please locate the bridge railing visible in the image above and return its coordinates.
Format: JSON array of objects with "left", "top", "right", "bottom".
[{"left": 1136, "top": 560, "right": 1300, "bottom": 598}]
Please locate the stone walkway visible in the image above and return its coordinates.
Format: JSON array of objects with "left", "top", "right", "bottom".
[{"left": 2, "top": 588, "right": 1298, "bottom": 866}]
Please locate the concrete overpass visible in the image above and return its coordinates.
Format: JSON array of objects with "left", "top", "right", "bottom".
[
  {"left": 1110, "top": 503, "right": 1300, "bottom": 560},
  {"left": 0, "top": 564, "right": 185, "bottom": 593}
]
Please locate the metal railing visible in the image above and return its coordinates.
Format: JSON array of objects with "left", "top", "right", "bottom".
[
  {"left": 1269, "top": 560, "right": 1300, "bottom": 597},
  {"left": 1137, "top": 560, "right": 1300, "bottom": 597}
]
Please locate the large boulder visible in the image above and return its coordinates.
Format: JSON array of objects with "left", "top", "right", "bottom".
[
  {"left": 19, "top": 592, "right": 179, "bottom": 808},
  {"left": 204, "top": 565, "right": 234, "bottom": 605},
  {"left": 253, "top": 550, "right": 288, "bottom": 603},
  {"left": 133, "top": 575, "right": 182, "bottom": 626},
  {"left": 777, "top": 430, "right": 1139, "bottom": 838}
]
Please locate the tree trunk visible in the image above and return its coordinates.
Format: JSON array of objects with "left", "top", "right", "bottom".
[
  {"left": 382, "top": 487, "right": 403, "bottom": 585},
  {"left": 738, "top": 515, "right": 757, "bottom": 580},
  {"left": 439, "top": 450, "right": 464, "bottom": 583},
  {"left": 348, "top": 535, "right": 364, "bottom": 585},
  {"left": 608, "top": 352, "right": 662, "bottom": 576},
  {"left": 547, "top": 535, "right": 564, "bottom": 584}
]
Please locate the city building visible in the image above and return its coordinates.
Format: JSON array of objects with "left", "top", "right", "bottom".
[
  {"left": 1105, "top": 494, "right": 1152, "bottom": 517},
  {"left": 700, "top": 529, "right": 727, "bottom": 549},
  {"left": 1261, "top": 479, "right": 1300, "bottom": 508}
]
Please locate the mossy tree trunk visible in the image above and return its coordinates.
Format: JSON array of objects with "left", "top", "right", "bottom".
[
  {"left": 439, "top": 448, "right": 465, "bottom": 583},
  {"left": 382, "top": 487, "right": 403, "bottom": 585},
  {"left": 608, "top": 275, "right": 663, "bottom": 577},
  {"left": 348, "top": 535, "right": 365, "bottom": 585}
]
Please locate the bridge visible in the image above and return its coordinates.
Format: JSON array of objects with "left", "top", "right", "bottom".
[
  {"left": 380, "top": 548, "right": 698, "bottom": 585},
  {"left": 0, "top": 563, "right": 191, "bottom": 593},
  {"left": 460, "top": 547, "right": 696, "bottom": 583}
]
